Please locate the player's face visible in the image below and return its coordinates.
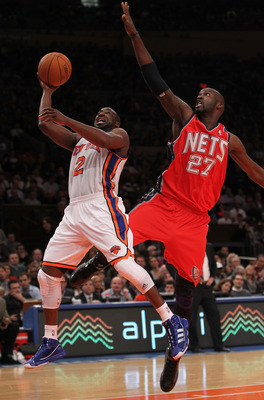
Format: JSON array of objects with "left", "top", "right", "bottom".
[
  {"left": 94, "top": 108, "right": 119, "bottom": 131},
  {"left": 195, "top": 89, "right": 218, "bottom": 115}
]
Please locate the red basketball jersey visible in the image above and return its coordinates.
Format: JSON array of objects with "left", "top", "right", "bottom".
[{"left": 159, "top": 114, "right": 229, "bottom": 213}]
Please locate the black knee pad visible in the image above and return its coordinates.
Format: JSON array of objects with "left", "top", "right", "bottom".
[{"left": 70, "top": 251, "right": 109, "bottom": 287}]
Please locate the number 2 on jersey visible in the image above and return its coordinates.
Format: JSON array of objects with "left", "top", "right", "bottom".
[{"left": 74, "top": 156, "right": 85, "bottom": 176}]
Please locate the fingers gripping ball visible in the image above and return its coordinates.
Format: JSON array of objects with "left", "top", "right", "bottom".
[{"left": 38, "top": 52, "right": 72, "bottom": 87}]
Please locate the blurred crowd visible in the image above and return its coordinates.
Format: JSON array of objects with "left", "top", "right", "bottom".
[{"left": 1, "top": 0, "right": 264, "bottom": 31}]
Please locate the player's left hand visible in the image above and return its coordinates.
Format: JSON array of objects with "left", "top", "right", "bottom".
[{"left": 39, "top": 107, "right": 68, "bottom": 125}]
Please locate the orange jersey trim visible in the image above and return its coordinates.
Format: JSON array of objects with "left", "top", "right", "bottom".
[
  {"left": 109, "top": 249, "right": 134, "bottom": 265},
  {"left": 42, "top": 261, "right": 76, "bottom": 270}
]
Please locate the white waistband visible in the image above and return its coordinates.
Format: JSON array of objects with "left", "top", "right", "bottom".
[{"left": 70, "top": 192, "right": 103, "bottom": 204}]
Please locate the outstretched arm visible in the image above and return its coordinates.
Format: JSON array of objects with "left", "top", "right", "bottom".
[
  {"left": 38, "top": 77, "right": 79, "bottom": 152},
  {"left": 121, "top": 1, "right": 193, "bottom": 137},
  {"left": 229, "top": 132, "right": 264, "bottom": 187}
]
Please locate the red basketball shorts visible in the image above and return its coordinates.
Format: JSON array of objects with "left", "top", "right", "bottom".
[{"left": 129, "top": 192, "right": 210, "bottom": 285}]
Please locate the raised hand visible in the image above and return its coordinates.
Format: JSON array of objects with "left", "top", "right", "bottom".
[
  {"left": 121, "top": 2, "right": 138, "bottom": 37},
  {"left": 39, "top": 107, "right": 68, "bottom": 125},
  {"left": 37, "top": 72, "right": 59, "bottom": 93}
]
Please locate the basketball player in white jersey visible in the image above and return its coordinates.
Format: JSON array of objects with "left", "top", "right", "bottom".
[{"left": 24, "top": 77, "right": 188, "bottom": 368}]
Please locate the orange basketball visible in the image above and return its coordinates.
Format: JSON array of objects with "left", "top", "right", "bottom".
[{"left": 38, "top": 52, "right": 72, "bottom": 87}]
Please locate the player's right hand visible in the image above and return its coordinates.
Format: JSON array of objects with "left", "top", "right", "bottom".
[
  {"left": 121, "top": 2, "right": 138, "bottom": 37},
  {"left": 37, "top": 73, "right": 59, "bottom": 92}
]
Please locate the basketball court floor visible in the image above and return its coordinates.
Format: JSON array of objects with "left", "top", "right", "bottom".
[{"left": 1, "top": 346, "right": 264, "bottom": 400}]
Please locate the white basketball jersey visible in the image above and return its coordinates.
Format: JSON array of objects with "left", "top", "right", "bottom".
[{"left": 68, "top": 137, "right": 128, "bottom": 199}]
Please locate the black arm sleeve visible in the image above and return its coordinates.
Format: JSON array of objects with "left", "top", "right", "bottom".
[{"left": 140, "top": 62, "right": 169, "bottom": 96}]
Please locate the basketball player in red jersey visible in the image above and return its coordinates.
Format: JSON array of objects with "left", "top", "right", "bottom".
[
  {"left": 119, "top": 1, "right": 264, "bottom": 392},
  {"left": 71, "top": 1, "right": 264, "bottom": 392}
]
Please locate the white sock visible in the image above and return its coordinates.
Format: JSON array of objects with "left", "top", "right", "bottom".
[
  {"left": 156, "top": 302, "right": 174, "bottom": 322},
  {"left": 44, "top": 325, "right": 58, "bottom": 339}
]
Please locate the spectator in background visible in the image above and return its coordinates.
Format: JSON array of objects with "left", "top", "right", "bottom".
[
  {"left": 159, "top": 271, "right": 175, "bottom": 292},
  {"left": 29, "top": 248, "right": 43, "bottom": 266},
  {"left": 28, "top": 263, "right": 41, "bottom": 288},
  {"left": 0, "top": 265, "right": 9, "bottom": 295},
  {"left": 5, "top": 188, "right": 23, "bottom": 204},
  {"left": 213, "top": 278, "right": 232, "bottom": 297},
  {"left": 229, "top": 272, "right": 251, "bottom": 297},
  {"left": 231, "top": 265, "right": 245, "bottom": 279},
  {"left": 7, "top": 175, "right": 24, "bottom": 200},
  {"left": 225, "top": 253, "right": 241, "bottom": 276},
  {"left": 255, "top": 253, "right": 264, "bottom": 280},
  {"left": 8, "top": 252, "right": 26, "bottom": 278},
  {"left": 91, "top": 274, "right": 105, "bottom": 296},
  {"left": 148, "top": 256, "right": 163, "bottom": 289},
  {"left": 0, "top": 296, "right": 20, "bottom": 364},
  {"left": 4, "top": 280, "right": 25, "bottom": 326},
  {"left": 135, "top": 254, "right": 150, "bottom": 272},
  {"left": 117, "top": 274, "right": 129, "bottom": 292},
  {"left": 16, "top": 243, "right": 30, "bottom": 266},
  {"left": 74, "top": 279, "right": 103, "bottom": 303},
  {"left": 147, "top": 244, "right": 164, "bottom": 266},
  {"left": 18, "top": 272, "right": 42, "bottom": 300},
  {"left": 3, "top": 263, "right": 11, "bottom": 282},
  {"left": 213, "top": 253, "right": 227, "bottom": 285},
  {"left": 23, "top": 190, "right": 41, "bottom": 206},
  {"left": 101, "top": 276, "right": 133, "bottom": 302},
  {"left": 26, "top": 248, "right": 43, "bottom": 274},
  {"left": 243, "top": 264, "right": 260, "bottom": 295},
  {"left": 5, "top": 233, "right": 20, "bottom": 253},
  {"left": 220, "top": 246, "right": 230, "bottom": 258},
  {"left": 163, "top": 280, "right": 176, "bottom": 296},
  {"left": 60, "top": 275, "right": 74, "bottom": 304}
]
